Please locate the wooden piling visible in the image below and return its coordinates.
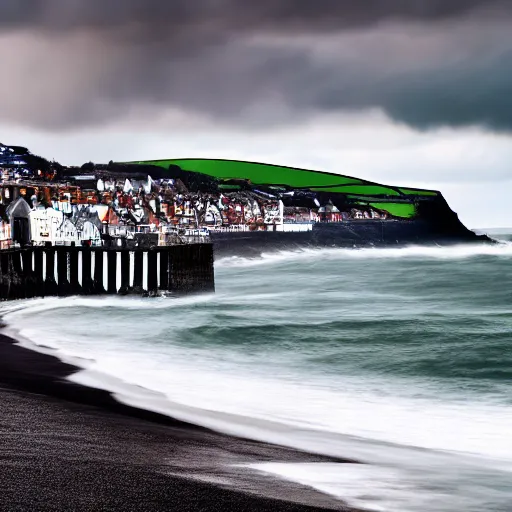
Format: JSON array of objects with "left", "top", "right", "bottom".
[
  {"left": 56, "top": 247, "right": 71, "bottom": 296},
  {"left": 133, "top": 250, "right": 144, "bottom": 293},
  {"left": 92, "top": 249, "right": 105, "bottom": 294},
  {"left": 119, "top": 251, "right": 130, "bottom": 295},
  {"left": 107, "top": 250, "right": 117, "bottom": 294},
  {"left": 80, "top": 248, "right": 95, "bottom": 295},
  {"left": 69, "top": 247, "right": 81, "bottom": 295},
  {"left": 147, "top": 250, "right": 158, "bottom": 295},
  {"left": 44, "top": 247, "right": 58, "bottom": 296},
  {"left": 159, "top": 249, "right": 169, "bottom": 291}
]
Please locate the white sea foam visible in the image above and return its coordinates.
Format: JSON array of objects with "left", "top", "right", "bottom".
[
  {"left": 3, "top": 304, "right": 512, "bottom": 511},
  {"left": 247, "top": 462, "right": 495, "bottom": 512},
  {"left": 6, "top": 322, "right": 512, "bottom": 512},
  {"left": 216, "top": 242, "right": 512, "bottom": 268},
  {"left": 3, "top": 245, "right": 512, "bottom": 512}
]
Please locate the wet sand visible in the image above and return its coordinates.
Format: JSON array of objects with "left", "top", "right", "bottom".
[{"left": 0, "top": 333, "right": 358, "bottom": 511}]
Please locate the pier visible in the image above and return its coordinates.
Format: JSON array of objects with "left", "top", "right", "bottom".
[{"left": 0, "top": 244, "right": 214, "bottom": 300}]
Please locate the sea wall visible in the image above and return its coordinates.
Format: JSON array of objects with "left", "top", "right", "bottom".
[{"left": 0, "top": 244, "right": 214, "bottom": 300}]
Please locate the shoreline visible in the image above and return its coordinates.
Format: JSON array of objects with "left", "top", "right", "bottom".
[{"left": 0, "top": 329, "right": 358, "bottom": 512}]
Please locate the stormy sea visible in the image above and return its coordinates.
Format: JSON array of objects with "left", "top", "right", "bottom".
[{"left": 2, "top": 237, "right": 512, "bottom": 511}]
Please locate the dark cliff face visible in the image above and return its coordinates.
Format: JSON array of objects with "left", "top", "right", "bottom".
[{"left": 416, "top": 194, "right": 492, "bottom": 242}]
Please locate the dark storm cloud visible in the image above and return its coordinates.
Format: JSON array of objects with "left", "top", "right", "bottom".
[
  {"left": 1, "top": 0, "right": 511, "bottom": 131},
  {"left": 0, "top": 0, "right": 497, "bottom": 31}
]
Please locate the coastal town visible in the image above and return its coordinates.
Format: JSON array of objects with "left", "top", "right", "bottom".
[{"left": 0, "top": 143, "right": 389, "bottom": 250}]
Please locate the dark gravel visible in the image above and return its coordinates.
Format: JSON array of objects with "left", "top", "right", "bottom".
[{"left": 0, "top": 333, "right": 357, "bottom": 512}]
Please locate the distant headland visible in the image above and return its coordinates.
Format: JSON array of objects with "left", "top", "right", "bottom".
[{"left": 0, "top": 142, "right": 491, "bottom": 258}]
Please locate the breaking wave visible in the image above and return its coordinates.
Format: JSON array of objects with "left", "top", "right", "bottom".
[{"left": 215, "top": 241, "right": 512, "bottom": 268}]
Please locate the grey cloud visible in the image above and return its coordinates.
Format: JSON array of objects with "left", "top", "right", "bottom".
[
  {"left": 1, "top": 0, "right": 512, "bottom": 131},
  {"left": 0, "top": 0, "right": 500, "bottom": 31}
]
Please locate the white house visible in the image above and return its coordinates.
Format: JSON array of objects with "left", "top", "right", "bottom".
[{"left": 29, "top": 208, "right": 79, "bottom": 245}]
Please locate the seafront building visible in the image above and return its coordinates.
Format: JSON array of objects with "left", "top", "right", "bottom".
[
  {"left": 0, "top": 143, "right": 391, "bottom": 251},
  {"left": 0, "top": 143, "right": 209, "bottom": 248}
]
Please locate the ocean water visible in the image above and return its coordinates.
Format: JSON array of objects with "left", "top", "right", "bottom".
[{"left": 3, "top": 241, "right": 512, "bottom": 511}]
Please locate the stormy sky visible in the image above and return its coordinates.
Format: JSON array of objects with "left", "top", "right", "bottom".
[{"left": 1, "top": 0, "right": 512, "bottom": 227}]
